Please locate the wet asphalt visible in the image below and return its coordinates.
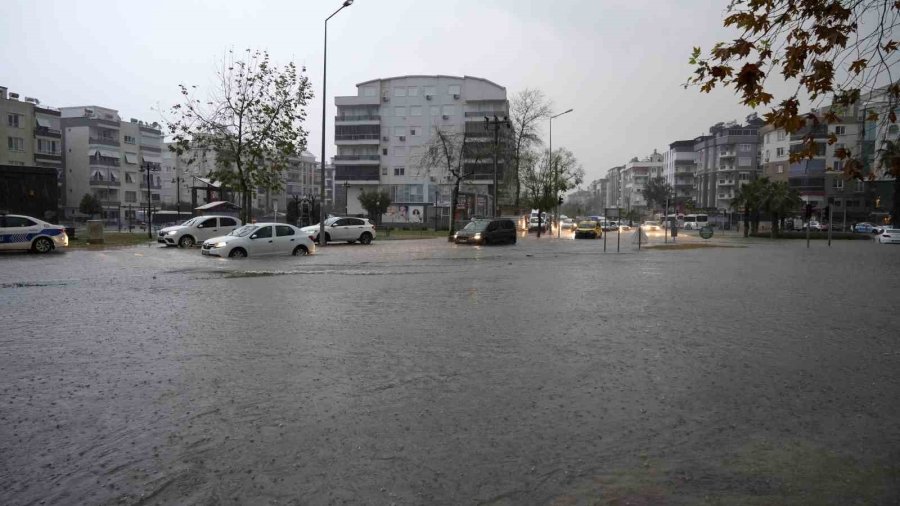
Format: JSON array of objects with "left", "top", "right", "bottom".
[{"left": 1, "top": 232, "right": 900, "bottom": 504}]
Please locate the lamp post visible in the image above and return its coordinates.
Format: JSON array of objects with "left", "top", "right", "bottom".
[
  {"left": 484, "top": 115, "right": 511, "bottom": 217},
  {"left": 320, "top": 0, "right": 354, "bottom": 247},
  {"left": 549, "top": 108, "right": 573, "bottom": 237},
  {"left": 344, "top": 180, "right": 349, "bottom": 215},
  {"left": 140, "top": 162, "right": 160, "bottom": 239},
  {"left": 172, "top": 175, "right": 184, "bottom": 219}
]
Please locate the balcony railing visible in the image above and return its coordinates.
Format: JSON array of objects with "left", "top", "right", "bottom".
[
  {"left": 90, "top": 178, "right": 122, "bottom": 186},
  {"left": 335, "top": 134, "right": 380, "bottom": 141},
  {"left": 89, "top": 137, "right": 120, "bottom": 147},
  {"left": 139, "top": 182, "right": 162, "bottom": 189},
  {"left": 335, "top": 166, "right": 380, "bottom": 181},
  {"left": 90, "top": 157, "right": 121, "bottom": 167},
  {"left": 464, "top": 111, "right": 507, "bottom": 118},
  {"left": 333, "top": 154, "right": 380, "bottom": 161},
  {"left": 335, "top": 115, "right": 380, "bottom": 122}
]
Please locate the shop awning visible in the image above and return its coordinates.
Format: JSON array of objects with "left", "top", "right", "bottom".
[{"left": 89, "top": 148, "right": 120, "bottom": 159}]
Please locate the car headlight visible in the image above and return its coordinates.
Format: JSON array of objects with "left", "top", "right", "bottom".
[
  {"left": 453, "top": 233, "right": 458, "bottom": 239},
  {"left": 166, "top": 230, "right": 178, "bottom": 236},
  {"left": 474, "top": 233, "right": 482, "bottom": 239},
  {"left": 213, "top": 241, "right": 227, "bottom": 248}
]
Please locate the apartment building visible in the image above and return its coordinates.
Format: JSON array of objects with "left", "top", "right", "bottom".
[
  {"left": 663, "top": 140, "right": 697, "bottom": 207},
  {"left": 604, "top": 165, "right": 623, "bottom": 210},
  {"left": 334, "top": 75, "right": 508, "bottom": 223},
  {"left": 620, "top": 150, "right": 664, "bottom": 213},
  {"left": 694, "top": 114, "right": 765, "bottom": 211},
  {"left": 1, "top": 86, "right": 65, "bottom": 202},
  {"left": 59, "top": 106, "right": 164, "bottom": 222}
]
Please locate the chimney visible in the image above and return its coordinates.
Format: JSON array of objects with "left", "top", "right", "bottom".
[{"left": 0, "top": 86, "right": 7, "bottom": 100}]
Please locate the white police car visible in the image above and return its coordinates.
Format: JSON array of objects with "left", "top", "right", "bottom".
[{"left": 0, "top": 213, "right": 68, "bottom": 253}]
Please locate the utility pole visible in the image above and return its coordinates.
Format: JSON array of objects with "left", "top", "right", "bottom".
[
  {"left": 549, "top": 108, "right": 573, "bottom": 237},
  {"left": 484, "top": 115, "right": 510, "bottom": 217}
]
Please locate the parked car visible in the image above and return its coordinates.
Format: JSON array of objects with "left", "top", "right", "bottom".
[
  {"left": 853, "top": 222, "right": 875, "bottom": 233},
  {"left": 618, "top": 223, "right": 632, "bottom": 232},
  {"left": 642, "top": 221, "right": 661, "bottom": 231},
  {"left": 454, "top": 219, "right": 517, "bottom": 245},
  {"left": 527, "top": 216, "right": 549, "bottom": 232},
  {"left": 601, "top": 221, "right": 619, "bottom": 232},
  {"left": 872, "top": 223, "right": 893, "bottom": 235},
  {"left": 574, "top": 220, "right": 603, "bottom": 239},
  {"left": 877, "top": 228, "right": 900, "bottom": 243},
  {"left": 300, "top": 217, "right": 376, "bottom": 244},
  {"left": 0, "top": 213, "right": 68, "bottom": 253},
  {"left": 202, "top": 223, "right": 315, "bottom": 258},
  {"left": 802, "top": 221, "right": 828, "bottom": 231},
  {"left": 560, "top": 218, "right": 577, "bottom": 231},
  {"left": 158, "top": 215, "right": 242, "bottom": 248}
]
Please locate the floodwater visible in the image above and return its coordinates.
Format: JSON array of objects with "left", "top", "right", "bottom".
[{"left": 2, "top": 235, "right": 900, "bottom": 504}]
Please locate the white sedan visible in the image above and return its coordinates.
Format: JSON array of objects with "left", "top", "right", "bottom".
[
  {"left": 878, "top": 228, "right": 900, "bottom": 244},
  {"left": 0, "top": 213, "right": 68, "bottom": 253},
  {"left": 201, "top": 223, "right": 315, "bottom": 258}
]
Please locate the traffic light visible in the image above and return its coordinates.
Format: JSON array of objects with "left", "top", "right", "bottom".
[{"left": 558, "top": 196, "right": 564, "bottom": 205}]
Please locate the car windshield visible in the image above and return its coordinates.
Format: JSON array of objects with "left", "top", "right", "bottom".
[
  {"left": 463, "top": 221, "right": 490, "bottom": 232},
  {"left": 578, "top": 221, "right": 597, "bottom": 228},
  {"left": 229, "top": 225, "right": 257, "bottom": 237},
  {"left": 181, "top": 218, "right": 198, "bottom": 227}
]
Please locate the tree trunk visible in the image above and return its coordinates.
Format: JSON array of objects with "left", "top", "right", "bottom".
[
  {"left": 448, "top": 180, "right": 460, "bottom": 240},
  {"left": 743, "top": 205, "right": 750, "bottom": 237},
  {"left": 770, "top": 211, "right": 778, "bottom": 238},
  {"left": 892, "top": 177, "right": 900, "bottom": 227}
]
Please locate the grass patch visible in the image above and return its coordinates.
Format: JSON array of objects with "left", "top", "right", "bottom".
[
  {"left": 67, "top": 232, "right": 155, "bottom": 249},
  {"left": 749, "top": 231, "right": 872, "bottom": 240},
  {"left": 643, "top": 243, "right": 743, "bottom": 250},
  {"left": 379, "top": 229, "right": 447, "bottom": 240}
]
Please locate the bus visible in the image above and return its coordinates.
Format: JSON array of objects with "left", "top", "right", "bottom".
[
  {"left": 660, "top": 214, "right": 684, "bottom": 229},
  {"left": 682, "top": 213, "right": 709, "bottom": 230}
]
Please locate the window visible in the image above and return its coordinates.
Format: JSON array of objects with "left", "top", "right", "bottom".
[
  {"left": 37, "top": 139, "right": 59, "bottom": 154},
  {"left": 407, "top": 87, "right": 418, "bottom": 97},
  {"left": 776, "top": 165, "right": 784, "bottom": 174},
  {"left": 393, "top": 87, "right": 407, "bottom": 97},
  {"left": 738, "top": 143, "right": 753, "bottom": 152},
  {"left": 151, "top": 194, "right": 160, "bottom": 201},
  {"left": 429, "top": 106, "right": 440, "bottom": 117},
  {"left": 776, "top": 147, "right": 785, "bottom": 157},
  {"left": 362, "top": 87, "right": 376, "bottom": 97},
  {"left": 394, "top": 106, "right": 406, "bottom": 117},
  {"left": 832, "top": 178, "right": 844, "bottom": 189},
  {"left": 394, "top": 167, "right": 405, "bottom": 176},
  {"left": 423, "top": 86, "right": 436, "bottom": 97},
  {"left": 125, "top": 173, "right": 135, "bottom": 183},
  {"left": 7, "top": 137, "right": 25, "bottom": 152},
  {"left": 441, "top": 105, "right": 456, "bottom": 116},
  {"left": 382, "top": 148, "right": 388, "bottom": 155},
  {"left": 124, "top": 135, "right": 136, "bottom": 144},
  {"left": 834, "top": 125, "right": 846, "bottom": 135},
  {"left": 7, "top": 113, "right": 22, "bottom": 128},
  {"left": 4, "top": 216, "right": 36, "bottom": 227},
  {"left": 833, "top": 161, "right": 843, "bottom": 172},
  {"left": 198, "top": 218, "right": 218, "bottom": 228},
  {"left": 776, "top": 130, "right": 786, "bottom": 141},
  {"left": 253, "top": 226, "right": 272, "bottom": 238},
  {"left": 381, "top": 167, "right": 388, "bottom": 175},
  {"left": 125, "top": 191, "right": 137, "bottom": 203},
  {"left": 410, "top": 106, "right": 422, "bottom": 117},
  {"left": 856, "top": 180, "right": 865, "bottom": 191},
  {"left": 393, "top": 126, "right": 405, "bottom": 136},
  {"left": 737, "top": 157, "right": 752, "bottom": 166},
  {"left": 448, "top": 84, "right": 461, "bottom": 96},
  {"left": 276, "top": 225, "right": 295, "bottom": 237},
  {"left": 410, "top": 127, "right": 418, "bottom": 136},
  {"left": 220, "top": 217, "right": 238, "bottom": 227}
]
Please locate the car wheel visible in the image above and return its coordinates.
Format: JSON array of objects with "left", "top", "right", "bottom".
[
  {"left": 32, "top": 237, "right": 53, "bottom": 254},
  {"left": 178, "top": 235, "right": 195, "bottom": 248},
  {"left": 360, "top": 232, "right": 373, "bottom": 245},
  {"left": 229, "top": 248, "right": 247, "bottom": 258},
  {"left": 292, "top": 245, "right": 309, "bottom": 256}
]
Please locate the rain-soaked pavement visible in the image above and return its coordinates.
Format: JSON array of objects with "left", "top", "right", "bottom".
[{"left": 2, "top": 232, "right": 900, "bottom": 505}]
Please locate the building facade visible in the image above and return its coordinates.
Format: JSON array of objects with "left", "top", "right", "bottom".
[
  {"left": 334, "top": 75, "right": 508, "bottom": 224},
  {"left": 663, "top": 140, "right": 696, "bottom": 207},
  {"left": 604, "top": 165, "right": 623, "bottom": 210},
  {"left": 620, "top": 150, "right": 664, "bottom": 213},
  {"left": 694, "top": 114, "right": 764, "bottom": 211}
]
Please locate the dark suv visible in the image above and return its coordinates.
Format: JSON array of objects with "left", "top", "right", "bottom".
[{"left": 454, "top": 219, "right": 517, "bottom": 245}]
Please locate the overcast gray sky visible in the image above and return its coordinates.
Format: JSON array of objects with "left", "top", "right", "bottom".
[{"left": 3, "top": 0, "right": 793, "bottom": 184}]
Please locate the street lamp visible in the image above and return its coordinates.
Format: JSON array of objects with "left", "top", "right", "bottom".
[
  {"left": 344, "top": 180, "right": 349, "bottom": 215},
  {"left": 484, "top": 115, "right": 511, "bottom": 217},
  {"left": 320, "top": 0, "right": 354, "bottom": 247},
  {"left": 171, "top": 175, "right": 184, "bottom": 219},
  {"left": 140, "top": 162, "right": 161, "bottom": 239},
  {"left": 549, "top": 108, "right": 573, "bottom": 237}
]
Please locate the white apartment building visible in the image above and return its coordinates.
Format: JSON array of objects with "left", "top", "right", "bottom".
[
  {"left": 60, "top": 106, "right": 164, "bottom": 222},
  {"left": 621, "top": 150, "right": 664, "bottom": 213},
  {"left": 694, "top": 114, "right": 765, "bottom": 210},
  {"left": 604, "top": 166, "right": 623, "bottom": 210},
  {"left": 663, "top": 140, "right": 697, "bottom": 207},
  {"left": 333, "top": 75, "right": 508, "bottom": 224},
  {"left": 1, "top": 86, "right": 64, "bottom": 181}
]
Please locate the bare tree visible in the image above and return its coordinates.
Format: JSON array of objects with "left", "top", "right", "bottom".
[
  {"left": 167, "top": 49, "right": 313, "bottom": 223},
  {"left": 417, "top": 127, "right": 490, "bottom": 238},
  {"left": 520, "top": 147, "right": 584, "bottom": 237},
  {"left": 509, "top": 89, "right": 552, "bottom": 210}
]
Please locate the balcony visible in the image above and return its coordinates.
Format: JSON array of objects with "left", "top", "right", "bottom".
[
  {"left": 335, "top": 115, "right": 380, "bottom": 122},
  {"left": 34, "top": 126, "right": 61, "bottom": 138},
  {"left": 140, "top": 144, "right": 162, "bottom": 152},
  {"left": 719, "top": 151, "right": 735, "bottom": 158},
  {"left": 790, "top": 124, "right": 829, "bottom": 141},
  {"left": 464, "top": 111, "right": 508, "bottom": 120},
  {"left": 90, "top": 178, "right": 122, "bottom": 186},
  {"left": 334, "top": 133, "right": 380, "bottom": 143},
  {"left": 333, "top": 154, "right": 380, "bottom": 164},
  {"left": 89, "top": 137, "right": 120, "bottom": 147},
  {"left": 90, "top": 157, "right": 121, "bottom": 167},
  {"left": 139, "top": 182, "right": 162, "bottom": 189},
  {"left": 335, "top": 166, "right": 380, "bottom": 181}
]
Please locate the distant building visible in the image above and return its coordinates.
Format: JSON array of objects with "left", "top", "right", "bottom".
[
  {"left": 333, "top": 75, "right": 508, "bottom": 224},
  {"left": 663, "top": 140, "right": 696, "bottom": 208},
  {"left": 694, "top": 114, "right": 765, "bottom": 211},
  {"left": 621, "top": 150, "right": 664, "bottom": 213},
  {"left": 604, "top": 165, "right": 623, "bottom": 210}
]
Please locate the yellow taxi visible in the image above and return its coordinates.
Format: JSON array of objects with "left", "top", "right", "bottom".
[{"left": 574, "top": 220, "right": 602, "bottom": 239}]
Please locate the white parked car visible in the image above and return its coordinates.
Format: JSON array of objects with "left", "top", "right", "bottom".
[
  {"left": 300, "top": 217, "right": 376, "bottom": 244},
  {"left": 158, "top": 215, "right": 242, "bottom": 248},
  {"left": 0, "top": 213, "right": 68, "bottom": 253},
  {"left": 201, "top": 223, "right": 315, "bottom": 258},
  {"left": 877, "top": 228, "right": 900, "bottom": 244}
]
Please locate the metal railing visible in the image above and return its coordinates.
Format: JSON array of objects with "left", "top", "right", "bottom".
[
  {"left": 89, "top": 137, "right": 120, "bottom": 147},
  {"left": 335, "top": 115, "right": 380, "bottom": 121},
  {"left": 90, "top": 179, "right": 121, "bottom": 186},
  {"left": 89, "top": 157, "right": 120, "bottom": 167},
  {"left": 464, "top": 111, "right": 507, "bottom": 117},
  {"left": 333, "top": 154, "right": 380, "bottom": 161},
  {"left": 335, "top": 134, "right": 380, "bottom": 141},
  {"left": 139, "top": 182, "right": 162, "bottom": 189}
]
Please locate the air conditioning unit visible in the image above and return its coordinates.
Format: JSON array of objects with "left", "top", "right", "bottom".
[
  {"left": 442, "top": 115, "right": 449, "bottom": 120},
  {"left": 382, "top": 95, "right": 390, "bottom": 102},
  {"left": 425, "top": 95, "right": 433, "bottom": 101},
  {"left": 382, "top": 136, "right": 390, "bottom": 141},
  {"left": 453, "top": 94, "right": 460, "bottom": 100},
  {"left": 399, "top": 136, "right": 406, "bottom": 141}
]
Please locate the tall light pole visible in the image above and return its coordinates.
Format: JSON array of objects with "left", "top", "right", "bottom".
[
  {"left": 549, "top": 108, "right": 573, "bottom": 237},
  {"left": 320, "top": 0, "right": 353, "bottom": 247},
  {"left": 485, "top": 115, "right": 510, "bottom": 217}
]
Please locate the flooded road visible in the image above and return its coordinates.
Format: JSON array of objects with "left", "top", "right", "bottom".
[{"left": 2, "top": 236, "right": 900, "bottom": 504}]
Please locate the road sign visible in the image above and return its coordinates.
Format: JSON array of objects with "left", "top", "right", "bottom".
[
  {"left": 699, "top": 226, "right": 714, "bottom": 239},
  {"left": 605, "top": 208, "right": 620, "bottom": 219}
]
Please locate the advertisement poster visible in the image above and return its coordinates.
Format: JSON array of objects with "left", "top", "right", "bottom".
[{"left": 382, "top": 204, "right": 425, "bottom": 223}]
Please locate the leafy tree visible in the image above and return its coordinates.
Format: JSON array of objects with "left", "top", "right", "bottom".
[
  {"left": 763, "top": 180, "right": 803, "bottom": 237},
  {"left": 689, "top": 0, "right": 900, "bottom": 223},
  {"left": 78, "top": 193, "right": 102, "bottom": 219},
  {"left": 417, "top": 126, "right": 491, "bottom": 238},
  {"left": 643, "top": 176, "right": 673, "bottom": 212},
  {"left": 731, "top": 178, "right": 770, "bottom": 235},
  {"left": 877, "top": 139, "right": 900, "bottom": 223},
  {"left": 509, "top": 89, "right": 552, "bottom": 209},
  {"left": 357, "top": 189, "right": 391, "bottom": 225},
  {"left": 167, "top": 49, "right": 313, "bottom": 224},
  {"left": 520, "top": 148, "right": 584, "bottom": 236},
  {"left": 286, "top": 196, "right": 299, "bottom": 225}
]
